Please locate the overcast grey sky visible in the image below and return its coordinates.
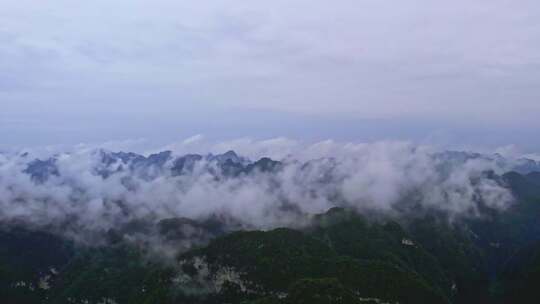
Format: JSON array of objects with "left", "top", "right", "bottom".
[{"left": 1, "top": 0, "right": 539, "bottom": 151}]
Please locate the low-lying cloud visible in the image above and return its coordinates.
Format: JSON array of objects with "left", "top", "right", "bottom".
[{"left": 0, "top": 138, "right": 518, "bottom": 249}]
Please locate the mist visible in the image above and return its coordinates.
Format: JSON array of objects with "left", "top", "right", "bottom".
[{"left": 0, "top": 138, "right": 516, "bottom": 252}]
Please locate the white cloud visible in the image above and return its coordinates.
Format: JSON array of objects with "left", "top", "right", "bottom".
[
  {"left": 1, "top": 0, "right": 539, "bottom": 148},
  {"left": 0, "top": 138, "right": 515, "bottom": 247}
]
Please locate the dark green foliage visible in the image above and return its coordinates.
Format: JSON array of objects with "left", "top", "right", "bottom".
[
  {"left": 47, "top": 245, "right": 176, "bottom": 304},
  {"left": 327, "top": 257, "right": 448, "bottom": 304},
  {"left": 309, "top": 208, "right": 451, "bottom": 297},
  {"left": 181, "top": 228, "right": 338, "bottom": 292},
  {"left": 503, "top": 172, "right": 540, "bottom": 201},
  {"left": 0, "top": 227, "right": 75, "bottom": 303},
  {"left": 407, "top": 216, "right": 490, "bottom": 303},
  {"left": 285, "top": 278, "right": 361, "bottom": 304},
  {"left": 0, "top": 227, "right": 74, "bottom": 279},
  {"left": 498, "top": 241, "right": 540, "bottom": 303},
  {"left": 180, "top": 227, "right": 449, "bottom": 304},
  {"left": 241, "top": 297, "right": 283, "bottom": 304},
  {"left": 463, "top": 171, "right": 540, "bottom": 300}
]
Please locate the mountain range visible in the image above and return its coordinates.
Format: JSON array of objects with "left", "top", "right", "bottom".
[{"left": 1, "top": 149, "right": 540, "bottom": 303}]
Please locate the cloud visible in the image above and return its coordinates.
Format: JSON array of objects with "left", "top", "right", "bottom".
[
  {"left": 0, "top": 138, "right": 515, "bottom": 251},
  {"left": 182, "top": 134, "right": 205, "bottom": 145},
  {"left": 1, "top": 1, "right": 540, "bottom": 148}
]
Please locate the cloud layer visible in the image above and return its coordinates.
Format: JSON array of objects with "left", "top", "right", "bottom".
[
  {"left": 0, "top": 139, "right": 515, "bottom": 249},
  {"left": 1, "top": 1, "right": 540, "bottom": 148}
]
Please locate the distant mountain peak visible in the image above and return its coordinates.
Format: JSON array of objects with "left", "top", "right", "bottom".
[{"left": 210, "top": 150, "right": 245, "bottom": 164}]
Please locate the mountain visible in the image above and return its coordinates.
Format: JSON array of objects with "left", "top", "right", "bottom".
[
  {"left": 16, "top": 149, "right": 540, "bottom": 185},
  {"left": 434, "top": 151, "right": 540, "bottom": 174},
  {"left": 3, "top": 193, "right": 539, "bottom": 303},
  {"left": 18, "top": 150, "right": 284, "bottom": 183},
  {"left": 2, "top": 149, "right": 540, "bottom": 303},
  {"left": 1, "top": 172, "right": 540, "bottom": 303}
]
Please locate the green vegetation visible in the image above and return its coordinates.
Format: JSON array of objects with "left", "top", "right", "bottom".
[
  {"left": 179, "top": 227, "right": 448, "bottom": 304},
  {"left": 47, "top": 246, "right": 176, "bottom": 304},
  {"left": 2, "top": 171, "right": 540, "bottom": 303}
]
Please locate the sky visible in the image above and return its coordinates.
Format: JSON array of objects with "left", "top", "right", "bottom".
[{"left": 1, "top": 0, "right": 540, "bottom": 151}]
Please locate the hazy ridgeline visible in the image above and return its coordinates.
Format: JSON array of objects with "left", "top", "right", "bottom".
[{"left": 0, "top": 140, "right": 521, "bottom": 250}]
